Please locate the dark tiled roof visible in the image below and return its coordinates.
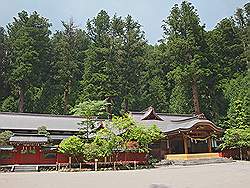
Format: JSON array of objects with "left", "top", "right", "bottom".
[
  {"left": 0, "top": 145, "right": 14, "bottom": 151},
  {"left": 9, "top": 134, "right": 48, "bottom": 143},
  {"left": 0, "top": 112, "right": 84, "bottom": 131},
  {"left": 0, "top": 109, "right": 222, "bottom": 135},
  {"left": 50, "top": 135, "right": 71, "bottom": 140},
  {"left": 141, "top": 106, "right": 164, "bottom": 121},
  {"left": 131, "top": 108, "right": 222, "bottom": 133}
]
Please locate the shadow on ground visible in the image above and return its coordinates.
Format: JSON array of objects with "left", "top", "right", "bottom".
[{"left": 150, "top": 184, "right": 169, "bottom": 188}]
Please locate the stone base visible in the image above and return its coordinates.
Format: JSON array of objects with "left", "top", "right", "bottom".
[{"left": 165, "top": 153, "right": 220, "bottom": 160}]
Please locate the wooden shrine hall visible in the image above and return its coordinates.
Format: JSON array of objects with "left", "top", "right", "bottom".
[
  {"left": 131, "top": 107, "right": 223, "bottom": 160},
  {"left": 0, "top": 107, "right": 223, "bottom": 164}
]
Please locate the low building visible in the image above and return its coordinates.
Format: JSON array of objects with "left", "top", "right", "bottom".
[
  {"left": 0, "top": 108, "right": 223, "bottom": 164},
  {"left": 0, "top": 112, "right": 84, "bottom": 165}
]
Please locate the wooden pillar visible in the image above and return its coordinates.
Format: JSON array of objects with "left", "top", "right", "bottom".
[
  {"left": 183, "top": 134, "right": 188, "bottom": 154},
  {"left": 167, "top": 138, "right": 170, "bottom": 154},
  {"left": 208, "top": 137, "right": 212, "bottom": 153}
]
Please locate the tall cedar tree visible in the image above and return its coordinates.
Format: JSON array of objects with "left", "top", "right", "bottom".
[
  {"left": 7, "top": 11, "right": 51, "bottom": 112},
  {"left": 119, "top": 15, "right": 146, "bottom": 112},
  {"left": 0, "top": 27, "right": 10, "bottom": 105},
  {"left": 162, "top": 1, "right": 209, "bottom": 115},
  {"left": 81, "top": 11, "right": 146, "bottom": 113},
  {"left": 52, "top": 20, "right": 89, "bottom": 114},
  {"left": 135, "top": 45, "right": 169, "bottom": 112},
  {"left": 81, "top": 10, "right": 113, "bottom": 101}
]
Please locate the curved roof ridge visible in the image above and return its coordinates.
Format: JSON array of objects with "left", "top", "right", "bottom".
[
  {"left": 170, "top": 116, "right": 198, "bottom": 122},
  {"left": 130, "top": 111, "right": 195, "bottom": 117},
  {"left": 0, "top": 112, "right": 83, "bottom": 118}
]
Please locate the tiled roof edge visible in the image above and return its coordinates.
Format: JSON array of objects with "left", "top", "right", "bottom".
[
  {"left": 130, "top": 111, "right": 195, "bottom": 117},
  {"left": 0, "top": 112, "right": 84, "bottom": 118}
]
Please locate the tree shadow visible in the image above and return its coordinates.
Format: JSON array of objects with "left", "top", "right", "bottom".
[{"left": 150, "top": 184, "right": 169, "bottom": 188}]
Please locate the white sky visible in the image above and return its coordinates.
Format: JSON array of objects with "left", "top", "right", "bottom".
[{"left": 0, "top": 0, "right": 248, "bottom": 44}]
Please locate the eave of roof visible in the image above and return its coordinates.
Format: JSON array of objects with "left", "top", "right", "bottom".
[
  {"left": 130, "top": 109, "right": 222, "bottom": 133},
  {"left": 9, "top": 134, "right": 48, "bottom": 143},
  {"left": 0, "top": 112, "right": 83, "bottom": 132}
]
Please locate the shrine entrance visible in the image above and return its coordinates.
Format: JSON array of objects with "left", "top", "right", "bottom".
[
  {"left": 9, "top": 134, "right": 49, "bottom": 164},
  {"left": 168, "top": 123, "right": 222, "bottom": 155},
  {"left": 189, "top": 139, "right": 209, "bottom": 153},
  {"left": 15, "top": 145, "right": 40, "bottom": 164}
]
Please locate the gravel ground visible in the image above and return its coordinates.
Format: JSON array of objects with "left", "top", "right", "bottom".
[{"left": 0, "top": 161, "right": 249, "bottom": 188}]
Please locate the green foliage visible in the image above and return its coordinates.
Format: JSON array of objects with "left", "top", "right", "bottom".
[
  {"left": 112, "top": 114, "right": 164, "bottom": 152},
  {"left": 58, "top": 113, "right": 163, "bottom": 161},
  {"left": 135, "top": 45, "right": 169, "bottom": 112},
  {"left": 81, "top": 10, "right": 146, "bottom": 112},
  {"left": 6, "top": 11, "right": 52, "bottom": 112},
  {"left": 169, "top": 84, "right": 192, "bottom": 114},
  {"left": 58, "top": 136, "right": 84, "bottom": 156},
  {"left": 0, "top": 131, "right": 13, "bottom": 146},
  {"left": 71, "top": 100, "right": 109, "bottom": 140},
  {"left": 161, "top": 1, "right": 209, "bottom": 115},
  {"left": 84, "top": 128, "right": 122, "bottom": 160},
  {"left": 220, "top": 74, "right": 249, "bottom": 129},
  {"left": 37, "top": 125, "right": 50, "bottom": 137},
  {"left": 220, "top": 97, "right": 250, "bottom": 149},
  {"left": 52, "top": 19, "right": 89, "bottom": 114},
  {"left": 1, "top": 96, "right": 17, "bottom": 112},
  {"left": 227, "top": 100, "right": 248, "bottom": 129},
  {"left": 111, "top": 114, "right": 136, "bottom": 130},
  {"left": 0, "top": 3, "right": 249, "bottom": 152},
  {"left": 71, "top": 100, "right": 108, "bottom": 118},
  {"left": 221, "top": 128, "right": 250, "bottom": 149}
]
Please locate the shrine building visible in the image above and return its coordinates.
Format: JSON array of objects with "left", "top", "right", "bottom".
[
  {"left": 0, "top": 107, "right": 223, "bottom": 165},
  {"left": 131, "top": 107, "right": 223, "bottom": 160}
]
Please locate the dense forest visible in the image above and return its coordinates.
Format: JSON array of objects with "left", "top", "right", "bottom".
[{"left": 0, "top": 1, "right": 249, "bottom": 127}]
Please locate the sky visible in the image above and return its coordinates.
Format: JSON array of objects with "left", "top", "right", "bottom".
[{"left": 0, "top": 0, "right": 248, "bottom": 44}]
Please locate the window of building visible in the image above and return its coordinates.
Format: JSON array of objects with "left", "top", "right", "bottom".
[
  {"left": 43, "top": 153, "right": 56, "bottom": 159},
  {"left": 21, "top": 149, "right": 36, "bottom": 154},
  {"left": 0, "top": 153, "right": 13, "bottom": 159}
]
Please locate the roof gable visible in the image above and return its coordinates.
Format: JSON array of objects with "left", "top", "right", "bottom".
[
  {"left": 130, "top": 108, "right": 222, "bottom": 133},
  {"left": 141, "top": 107, "right": 163, "bottom": 121}
]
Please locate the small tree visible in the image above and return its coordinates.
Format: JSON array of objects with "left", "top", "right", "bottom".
[
  {"left": 37, "top": 125, "right": 50, "bottom": 137},
  {"left": 93, "top": 128, "right": 123, "bottom": 158},
  {"left": 59, "top": 136, "right": 84, "bottom": 161},
  {"left": 0, "top": 131, "right": 13, "bottom": 146},
  {"left": 220, "top": 100, "right": 250, "bottom": 159},
  {"left": 221, "top": 128, "right": 250, "bottom": 160},
  {"left": 70, "top": 100, "right": 109, "bottom": 141},
  {"left": 112, "top": 114, "right": 164, "bottom": 153},
  {"left": 81, "top": 127, "right": 123, "bottom": 161},
  {"left": 82, "top": 142, "right": 99, "bottom": 161}
]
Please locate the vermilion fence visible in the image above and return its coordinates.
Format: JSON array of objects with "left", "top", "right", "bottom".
[
  {"left": 0, "top": 149, "right": 147, "bottom": 165},
  {"left": 219, "top": 148, "right": 250, "bottom": 160}
]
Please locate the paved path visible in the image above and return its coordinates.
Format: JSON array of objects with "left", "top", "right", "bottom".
[{"left": 1, "top": 161, "right": 250, "bottom": 188}]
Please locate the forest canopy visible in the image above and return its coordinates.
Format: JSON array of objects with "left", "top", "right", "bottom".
[{"left": 0, "top": 1, "right": 249, "bottom": 127}]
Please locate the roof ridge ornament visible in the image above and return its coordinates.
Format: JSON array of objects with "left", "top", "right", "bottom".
[
  {"left": 196, "top": 113, "right": 206, "bottom": 119},
  {"left": 141, "top": 106, "right": 164, "bottom": 121}
]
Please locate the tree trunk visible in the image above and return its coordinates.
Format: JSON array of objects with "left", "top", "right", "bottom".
[
  {"left": 191, "top": 78, "right": 201, "bottom": 115},
  {"left": 18, "top": 87, "right": 24, "bottom": 112},
  {"left": 124, "top": 98, "right": 129, "bottom": 113},
  {"left": 63, "top": 87, "right": 69, "bottom": 114},
  {"left": 105, "top": 96, "right": 113, "bottom": 119},
  {"left": 240, "top": 147, "right": 243, "bottom": 160},
  {"left": 64, "top": 81, "right": 71, "bottom": 114}
]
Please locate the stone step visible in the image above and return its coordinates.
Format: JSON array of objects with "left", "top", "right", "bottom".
[
  {"left": 165, "top": 153, "right": 221, "bottom": 160},
  {"left": 155, "top": 157, "right": 234, "bottom": 167},
  {"left": 13, "top": 165, "right": 38, "bottom": 172},
  {"left": 172, "top": 157, "right": 234, "bottom": 166}
]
